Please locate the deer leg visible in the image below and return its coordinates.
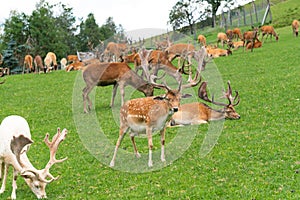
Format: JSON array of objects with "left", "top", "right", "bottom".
[
  {"left": 110, "top": 126, "right": 128, "bottom": 167},
  {"left": 11, "top": 168, "right": 18, "bottom": 200},
  {"left": 110, "top": 83, "right": 119, "bottom": 107},
  {"left": 187, "top": 55, "right": 193, "bottom": 82},
  {"left": 0, "top": 163, "right": 8, "bottom": 194},
  {"left": 160, "top": 128, "right": 166, "bottom": 162},
  {"left": 82, "top": 85, "right": 94, "bottom": 113},
  {"left": 130, "top": 133, "right": 141, "bottom": 158},
  {"left": 146, "top": 126, "right": 153, "bottom": 167}
]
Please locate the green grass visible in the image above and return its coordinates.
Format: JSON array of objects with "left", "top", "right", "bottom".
[{"left": 0, "top": 23, "right": 300, "bottom": 200}]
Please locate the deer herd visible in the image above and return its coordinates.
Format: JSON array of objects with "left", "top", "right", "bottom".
[{"left": 1, "top": 19, "right": 299, "bottom": 199}]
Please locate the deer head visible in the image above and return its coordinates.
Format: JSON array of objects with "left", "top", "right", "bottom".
[
  {"left": 20, "top": 128, "right": 68, "bottom": 199},
  {"left": 198, "top": 81, "right": 240, "bottom": 119}
]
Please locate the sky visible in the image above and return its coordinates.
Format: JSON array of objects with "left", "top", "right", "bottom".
[
  {"left": 0, "top": 0, "right": 253, "bottom": 41},
  {"left": 0, "top": 0, "right": 179, "bottom": 40}
]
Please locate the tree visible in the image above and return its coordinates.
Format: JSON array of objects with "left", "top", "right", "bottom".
[
  {"left": 76, "top": 13, "right": 103, "bottom": 51},
  {"left": 1, "top": 11, "right": 28, "bottom": 50},
  {"left": 199, "top": 0, "right": 222, "bottom": 28},
  {"left": 168, "top": 0, "right": 199, "bottom": 34}
]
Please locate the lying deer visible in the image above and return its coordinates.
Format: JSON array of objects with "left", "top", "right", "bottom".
[
  {"left": 0, "top": 115, "right": 67, "bottom": 199},
  {"left": 82, "top": 62, "right": 154, "bottom": 113},
  {"left": 110, "top": 73, "right": 201, "bottom": 168},
  {"left": 169, "top": 81, "right": 240, "bottom": 126}
]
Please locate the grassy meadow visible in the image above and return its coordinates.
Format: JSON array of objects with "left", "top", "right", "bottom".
[{"left": 1, "top": 8, "right": 300, "bottom": 200}]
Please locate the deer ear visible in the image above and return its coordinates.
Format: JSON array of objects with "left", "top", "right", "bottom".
[
  {"left": 181, "top": 93, "right": 192, "bottom": 98},
  {"left": 153, "top": 96, "right": 165, "bottom": 101},
  {"left": 20, "top": 170, "right": 36, "bottom": 179}
]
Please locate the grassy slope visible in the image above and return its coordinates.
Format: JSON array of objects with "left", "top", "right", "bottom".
[
  {"left": 0, "top": 2, "right": 300, "bottom": 200},
  {"left": 0, "top": 25, "right": 299, "bottom": 200}
]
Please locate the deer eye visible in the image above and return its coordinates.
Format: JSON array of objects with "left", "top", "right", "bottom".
[{"left": 34, "top": 184, "right": 40, "bottom": 189}]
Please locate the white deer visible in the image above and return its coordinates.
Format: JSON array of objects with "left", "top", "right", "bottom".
[{"left": 0, "top": 115, "right": 67, "bottom": 199}]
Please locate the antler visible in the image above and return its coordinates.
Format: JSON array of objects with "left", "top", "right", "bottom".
[
  {"left": 43, "top": 128, "right": 68, "bottom": 182},
  {"left": 181, "top": 71, "right": 202, "bottom": 90},
  {"left": 198, "top": 81, "right": 228, "bottom": 106},
  {"left": 221, "top": 81, "right": 240, "bottom": 106},
  {"left": 138, "top": 48, "right": 152, "bottom": 81},
  {"left": 199, "top": 81, "right": 240, "bottom": 107}
]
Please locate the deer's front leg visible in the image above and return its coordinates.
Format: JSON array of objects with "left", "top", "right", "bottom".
[
  {"left": 146, "top": 127, "right": 153, "bottom": 167},
  {"left": 11, "top": 169, "right": 18, "bottom": 200},
  {"left": 160, "top": 127, "right": 166, "bottom": 162}
]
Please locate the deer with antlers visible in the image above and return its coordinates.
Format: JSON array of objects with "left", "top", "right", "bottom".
[
  {"left": 169, "top": 81, "right": 240, "bottom": 126},
  {"left": 0, "top": 115, "right": 67, "bottom": 199},
  {"left": 110, "top": 72, "right": 201, "bottom": 168}
]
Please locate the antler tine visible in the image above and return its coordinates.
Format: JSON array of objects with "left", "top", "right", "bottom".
[
  {"left": 198, "top": 81, "right": 228, "bottom": 106},
  {"left": 232, "top": 90, "right": 240, "bottom": 106},
  {"left": 181, "top": 71, "right": 202, "bottom": 90},
  {"left": 149, "top": 74, "right": 171, "bottom": 91},
  {"left": 44, "top": 128, "right": 68, "bottom": 171}
]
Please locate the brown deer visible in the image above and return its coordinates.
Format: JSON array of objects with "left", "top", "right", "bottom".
[
  {"left": 243, "top": 26, "right": 259, "bottom": 52},
  {"left": 170, "top": 81, "right": 240, "bottom": 126},
  {"left": 260, "top": 25, "right": 279, "bottom": 41},
  {"left": 82, "top": 62, "right": 154, "bottom": 113},
  {"left": 292, "top": 19, "right": 299, "bottom": 37},
  {"left": 110, "top": 73, "right": 201, "bottom": 168}
]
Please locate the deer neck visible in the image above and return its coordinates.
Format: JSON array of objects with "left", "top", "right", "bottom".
[{"left": 208, "top": 107, "right": 226, "bottom": 121}]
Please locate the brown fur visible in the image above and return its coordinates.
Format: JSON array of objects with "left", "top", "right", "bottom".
[
  {"left": 197, "top": 34, "right": 206, "bottom": 46},
  {"left": 23, "top": 55, "right": 33, "bottom": 73},
  {"left": 233, "top": 28, "right": 242, "bottom": 40},
  {"left": 292, "top": 19, "right": 299, "bottom": 37},
  {"left": 44, "top": 52, "right": 57, "bottom": 72},
  {"left": 34, "top": 55, "right": 45, "bottom": 73},
  {"left": 82, "top": 62, "right": 154, "bottom": 112},
  {"left": 260, "top": 25, "right": 279, "bottom": 41}
]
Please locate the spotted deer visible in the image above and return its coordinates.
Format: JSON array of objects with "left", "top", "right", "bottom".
[{"left": 110, "top": 73, "right": 201, "bottom": 168}]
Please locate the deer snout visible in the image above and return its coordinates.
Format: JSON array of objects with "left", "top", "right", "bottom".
[{"left": 173, "top": 107, "right": 179, "bottom": 112}]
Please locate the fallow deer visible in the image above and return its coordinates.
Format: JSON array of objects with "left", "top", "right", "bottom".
[
  {"left": 243, "top": 26, "right": 259, "bottom": 52},
  {"left": 110, "top": 73, "right": 201, "bottom": 168},
  {"left": 292, "top": 19, "right": 299, "bottom": 37},
  {"left": 169, "top": 81, "right": 240, "bottom": 126},
  {"left": 0, "top": 115, "right": 67, "bottom": 199},
  {"left": 82, "top": 62, "right": 154, "bottom": 113}
]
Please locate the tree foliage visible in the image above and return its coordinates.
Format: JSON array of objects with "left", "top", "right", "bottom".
[
  {"left": 169, "top": 0, "right": 236, "bottom": 31},
  {"left": 0, "top": 0, "right": 121, "bottom": 71}
]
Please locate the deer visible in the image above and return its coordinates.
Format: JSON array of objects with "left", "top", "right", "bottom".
[
  {"left": 109, "top": 72, "right": 201, "bottom": 168},
  {"left": 260, "top": 25, "right": 279, "bottom": 42},
  {"left": 136, "top": 49, "right": 186, "bottom": 85},
  {"left": 164, "top": 43, "right": 195, "bottom": 68},
  {"left": 169, "top": 80, "right": 240, "bottom": 126},
  {"left": 23, "top": 55, "right": 33, "bottom": 73},
  {"left": 233, "top": 28, "right": 243, "bottom": 41},
  {"left": 197, "top": 34, "right": 206, "bottom": 46},
  {"left": 243, "top": 26, "right": 259, "bottom": 52},
  {"left": 82, "top": 62, "right": 155, "bottom": 113},
  {"left": 0, "top": 115, "right": 67, "bottom": 199},
  {"left": 292, "top": 19, "right": 299, "bottom": 37}
]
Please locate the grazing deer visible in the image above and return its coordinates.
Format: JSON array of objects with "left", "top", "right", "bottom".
[
  {"left": 0, "top": 115, "right": 67, "bottom": 199},
  {"left": 82, "top": 62, "right": 154, "bottom": 113},
  {"left": 260, "top": 25, "right": 279, "bottom": 41},
  {"left": 170, "top": 81, "right": 240, "bottom": 126},
  {"left": 110, "top": 73, "right": 201, "bottom": 168}
]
